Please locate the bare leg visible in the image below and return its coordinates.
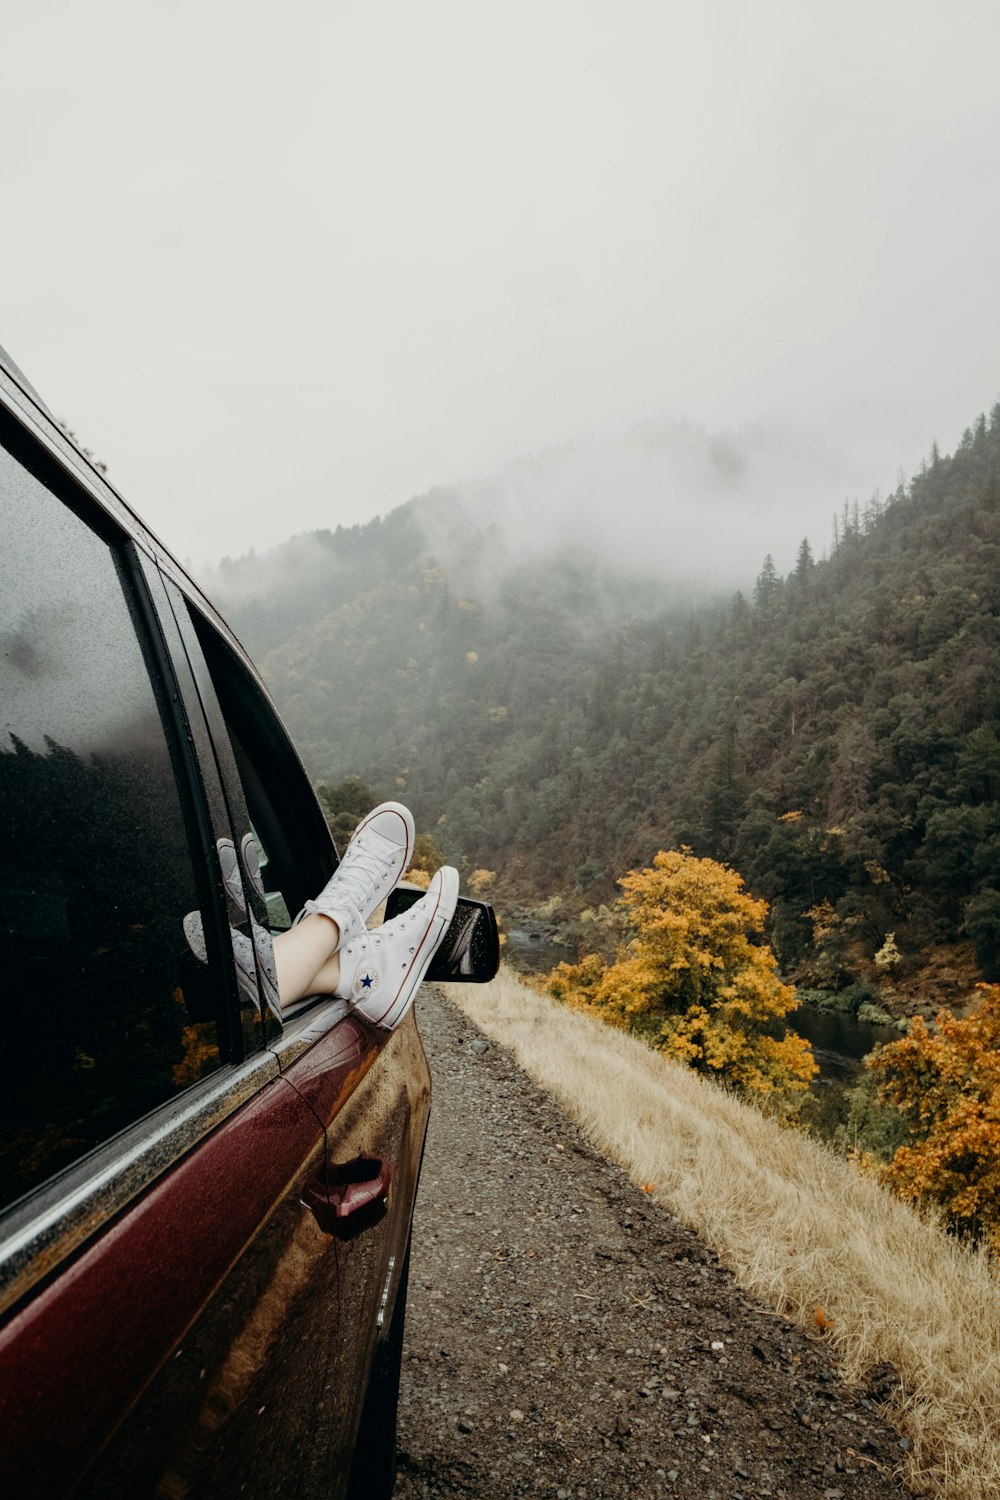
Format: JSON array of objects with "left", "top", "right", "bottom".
[
  {"left": 273, "top": 913, "right": 341, "bottom": 1007},
  {"left": 306, "top": 952, "right": 342, "bottom": 996}
]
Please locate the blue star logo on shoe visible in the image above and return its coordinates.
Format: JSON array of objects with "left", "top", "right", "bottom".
[{"left": 353, "top": 967, "right": 381, "bottom": 998}]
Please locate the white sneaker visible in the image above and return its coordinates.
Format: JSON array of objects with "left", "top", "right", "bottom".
[
  {"left": 301, "top": 802, "right": 415, "bottom": 948},
  {"left": 335, "top": 866, "right": 459, "bottom": 1030}
]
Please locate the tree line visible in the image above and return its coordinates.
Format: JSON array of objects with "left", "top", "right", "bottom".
[{"left": 217, "top": 403, "right": 1000, "bottom": 1001}]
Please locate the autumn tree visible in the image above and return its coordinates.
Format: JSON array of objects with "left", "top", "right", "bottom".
[
  {"left": 547, "top": 849, "right": 816, "bottom": 1101},
  {"left": 866, "top": 985, "right": 1000, "bottom": 1250}
]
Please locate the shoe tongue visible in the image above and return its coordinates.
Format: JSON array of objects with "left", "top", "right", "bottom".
[{"left": 356, "top": 826, "right": 398, "bottom": 861}]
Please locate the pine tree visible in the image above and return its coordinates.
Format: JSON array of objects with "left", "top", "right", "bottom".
[
  {"left": 794, "top": 537, "right": 815, "bottom": 585},
  {"left": 753, "top": 554, "right": 781, "bottom": 610}
]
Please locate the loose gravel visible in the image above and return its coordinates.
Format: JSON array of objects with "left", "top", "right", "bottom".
[{"left": 394, "top": 986, "right": 914, "bottom": 1500}]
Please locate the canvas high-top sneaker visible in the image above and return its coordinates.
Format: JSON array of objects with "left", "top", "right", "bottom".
[
  {"left": 335, "top": 866, "right": 459, "bottom": 1030},
  {"left": 302, "top": 801, "right": 415, "bottom": 948}
]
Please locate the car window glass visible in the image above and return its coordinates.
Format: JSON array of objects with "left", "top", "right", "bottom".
[
  {"left": 142, "top": 563, "right": 276, "bottom": 1046},
  {"left": 185, "top": 609, "right": 336, "bottom": 939},
  {"left": 0, "top": 438, "right": 222, "bottom": 1210}
]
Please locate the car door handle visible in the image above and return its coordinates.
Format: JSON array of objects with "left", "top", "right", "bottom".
[{"left": 302, "top": 1154, "right": 393, "bottom": 1235}]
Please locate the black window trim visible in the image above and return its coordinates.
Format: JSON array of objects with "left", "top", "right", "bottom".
[{"left": 122, "top": 542, "right": 248, "bottom": 1063}]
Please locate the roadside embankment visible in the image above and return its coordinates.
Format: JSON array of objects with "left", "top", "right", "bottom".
[
  {"left": 395, "top": 984, "right": 909, "bottom": 1500},
  {"left": 400, "top": 967, "right": 1000, "bottom": 1500}
]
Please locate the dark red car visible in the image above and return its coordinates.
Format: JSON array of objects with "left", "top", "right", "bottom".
[{"left": 0, "top": 346, "right": 497, "bottom": 1498}]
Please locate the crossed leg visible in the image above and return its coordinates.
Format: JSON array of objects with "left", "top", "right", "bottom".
[{"left": 272, "top": 913, "right": 342, "bottom": 1008}]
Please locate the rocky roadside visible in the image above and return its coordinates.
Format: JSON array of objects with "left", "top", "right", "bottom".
[{"left": 393, "top": 985, "right": 915, "bottom": 1500}]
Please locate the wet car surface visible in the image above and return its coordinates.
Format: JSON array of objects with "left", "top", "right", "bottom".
[{"left": 0, "top": 344, "right": 437, "bottom": 1499}]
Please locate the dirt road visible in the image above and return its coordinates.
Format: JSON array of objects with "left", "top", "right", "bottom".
[{"left": 394, "top": 986, "right": 913, "bottom": 1500}]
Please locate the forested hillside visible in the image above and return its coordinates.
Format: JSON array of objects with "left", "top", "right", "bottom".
[{"left": 213, "top": 405, "right": 1000, "bottom": 1004}]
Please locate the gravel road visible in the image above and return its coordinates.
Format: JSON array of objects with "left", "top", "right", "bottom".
[{"left": 394, "top": 986, "right": 913, "bottom": 1500}]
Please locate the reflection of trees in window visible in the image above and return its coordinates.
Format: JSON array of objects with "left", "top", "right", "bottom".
[{"left": 0, "top": 733, "right": 219, "bottom": 1208}]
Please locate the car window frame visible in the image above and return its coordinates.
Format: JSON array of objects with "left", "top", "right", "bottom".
[
  {"left": 0, "top": 391, "right": 276, "bottom": 1322},
  {"left": 181, "top": 594, "right": 338, "bottom": 927},
  {"left": 171, "top": 587, "right": 375, "bottom": 1066},
  {"left": 138, "top": 556, "right": 276, "bottom": 1050}
]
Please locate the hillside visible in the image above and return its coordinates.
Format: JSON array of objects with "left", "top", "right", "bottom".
[
  {"left": 398, "top": 981, "right": 913, "bottom": 1500},
  {"left": 415, "top": 968, "right": 1000, "bottom": 1500},
  {"left": 211, "top": 404, "right": 1000, "bottom": 1008}
]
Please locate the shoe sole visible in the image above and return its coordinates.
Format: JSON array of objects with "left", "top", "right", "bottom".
[{"left": 365, "top": 867, "right": 459, "bottom": 1031}]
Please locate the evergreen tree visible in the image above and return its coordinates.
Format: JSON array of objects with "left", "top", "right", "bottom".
[
  {"left": 793, "top": 537, "right": 815, "bottom": 584},
  {"left": 753, "top": 553, "right": 781, "bottom": 609}
]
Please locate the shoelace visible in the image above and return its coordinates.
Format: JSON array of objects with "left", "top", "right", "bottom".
[
  {"left": 344, "top": 906, "right": 421, "bottom": 965},
  {"left": 330, "top": 833, "right": 396, "bottom": 910}
]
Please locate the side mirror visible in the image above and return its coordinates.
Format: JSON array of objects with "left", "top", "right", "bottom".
[{"left": 384, "top": 887, "right": 500, "bottom": 983}]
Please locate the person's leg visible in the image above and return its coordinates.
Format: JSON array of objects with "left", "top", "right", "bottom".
[
  {"left": 272, "top": 914, "right": 342, "bottom": 1007},
  {"left": 306, "top": 950, "right": 341, "bottom": 996},
  {"left": 273, "top": 800, "right": 416, "bottom": 1007}
]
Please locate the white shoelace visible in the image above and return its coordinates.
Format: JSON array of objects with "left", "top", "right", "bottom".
[
  {"left": 329, "top": 833, "right": 396, "bottom": 911},
  {"left": 343, "top": 907, "right": 421, "bottom": 965}
]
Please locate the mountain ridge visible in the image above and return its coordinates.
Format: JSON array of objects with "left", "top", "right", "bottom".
[{"left": 209, "top": 402, "right": 1000, "bottom": 1008}]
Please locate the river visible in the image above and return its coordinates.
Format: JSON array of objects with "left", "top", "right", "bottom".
[{"left": 787, "top": 1003, "right": 901, "bottom": 1079}]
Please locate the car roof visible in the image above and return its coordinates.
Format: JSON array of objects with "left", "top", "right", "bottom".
[
  {"left": 0, "top": 339, "right": 267, "bottom": 694},
  {"left": 0, "top": 342, "right": 54, "bottom": 415}
]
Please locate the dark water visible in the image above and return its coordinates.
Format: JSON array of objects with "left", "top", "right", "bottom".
[
  {"left": 789, "top": 1004, "right": 901, "bottom": 1080},
  {"left": 504, "top": 928, "right": 571, "bottom": 975}
]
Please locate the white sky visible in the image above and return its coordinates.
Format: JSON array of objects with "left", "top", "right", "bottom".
[{"left": 2, "top": 0, "right": 999, "bottom": 571}]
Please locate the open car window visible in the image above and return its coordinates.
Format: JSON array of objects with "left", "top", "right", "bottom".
[{"left": 172, "top": 596, "right": 337, "bottom": 946}]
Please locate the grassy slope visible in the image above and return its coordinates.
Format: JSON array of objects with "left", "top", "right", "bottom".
[{"left": 440, "top": 966, "right": 1000, "bottom": 1500}]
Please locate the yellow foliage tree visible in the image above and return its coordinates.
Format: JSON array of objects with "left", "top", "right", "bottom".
[
  {"left": 866, "top": 985, "right": 1000, "bottom": 1250},
  {"left": 547, "top": 849, "right": 816, "bottom": 1100},
  {"left": 405, "top": 831, "right": 446, "bottom": 890}
]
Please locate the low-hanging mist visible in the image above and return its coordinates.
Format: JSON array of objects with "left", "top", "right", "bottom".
[
  {"left": 203, "top": 412, "right": 880, "bottom": 613},
  {"left": 203, "top": 400, "right": 1000, "bottom": 1017}
]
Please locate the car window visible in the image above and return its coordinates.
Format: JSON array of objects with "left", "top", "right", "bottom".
[
  {"left": 0, "top": 433, "right": 223, "bottom": 1211},
  {"left": 141, "top": 563, "right": 276, "bottom": 1047},
  {"left": 183, "top": 606, "right": 336, "bottom": 939}
]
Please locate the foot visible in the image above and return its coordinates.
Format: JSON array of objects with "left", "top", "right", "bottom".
[
  {"left": 335, "top": 866, "right": 459, "bottom": 1030},
  {"left": 302, "top": 802, "right": 415, "bottom": 949}
]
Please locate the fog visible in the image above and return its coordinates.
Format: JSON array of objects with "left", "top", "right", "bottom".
[
  {"left": 205, "top": 406, "right": 906, "bottom": 616},
  {"left": 451, "top": 416, "right": 890, "bottom": 586},
  {"left": 2, "top": 1, "right": 998, "bottom": 574}
]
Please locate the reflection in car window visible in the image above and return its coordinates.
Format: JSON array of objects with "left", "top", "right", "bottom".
[
  {"left": 187, "top": 611, "right": 335, "bottom": 939},
  {"left": 246, "top": 825, "right": 292, "bottom": 932},
  {"left": 0, "top": 440, "right": 221, "bottom": 1210}
]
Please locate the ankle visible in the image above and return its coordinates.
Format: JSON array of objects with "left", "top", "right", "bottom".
[{"left": 311, "top": 911, "right": 342, "bottom": 944}]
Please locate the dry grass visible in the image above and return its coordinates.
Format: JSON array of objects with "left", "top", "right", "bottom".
[{"left": 443, "top": 965, "right": 1000, "bottom": 1500}]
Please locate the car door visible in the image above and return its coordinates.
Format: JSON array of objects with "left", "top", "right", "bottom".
[{"left": 152, "top": 578, "right": 430, "bottom": 1493}]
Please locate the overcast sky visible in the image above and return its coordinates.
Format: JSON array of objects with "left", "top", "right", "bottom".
[{"left": 3, "top": 0, "right": 998, "bottom": 572}]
